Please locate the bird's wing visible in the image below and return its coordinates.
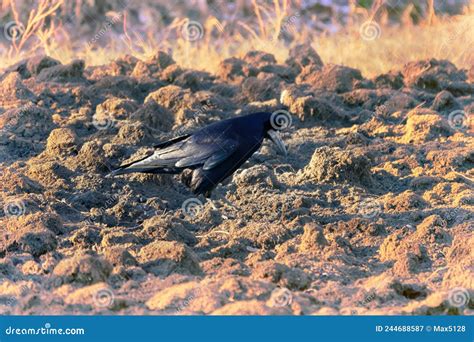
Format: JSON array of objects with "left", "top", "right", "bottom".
[{"left": 124, "top": 133, "right": 239, "bottom": 171}]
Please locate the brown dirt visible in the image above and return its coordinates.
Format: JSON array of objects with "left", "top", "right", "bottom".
[{"left": 0, "top": 46, "right": 473, "bottom": 315}]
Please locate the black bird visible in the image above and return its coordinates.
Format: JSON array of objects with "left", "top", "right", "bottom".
[{"left": 109, "top": 111, "right": 288, "bottom": 196}]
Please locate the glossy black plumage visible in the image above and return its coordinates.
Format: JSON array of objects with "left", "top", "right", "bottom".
[{"left": 110, "top": 112, "right": 286, "bottom": 196}]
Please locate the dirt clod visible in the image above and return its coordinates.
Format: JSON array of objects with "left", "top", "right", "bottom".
[
  {"left": 138, "top": 240, "right": 202, "bottom": 276},
  {"left": 301, "top": 146, "right": 372, "bottom": 185}
]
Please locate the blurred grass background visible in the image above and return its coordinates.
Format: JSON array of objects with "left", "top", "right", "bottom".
[{"left": 0, "top": 0, "right": 473, "bottom": 77}]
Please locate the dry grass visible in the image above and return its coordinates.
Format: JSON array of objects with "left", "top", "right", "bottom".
[
  {"left": 172, "top": 10, "right": 474, "bottom": 77},
  {"left": 1, "top": 0, "right": 473, "bottom": 77},
  {"left": 316, "top": 10, "right": 474, "bottom": 77}
]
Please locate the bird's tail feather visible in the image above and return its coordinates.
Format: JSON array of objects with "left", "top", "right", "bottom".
[
  {"left": 107, "top": 153, "right": 152, "bottom": 176},
  {"left": 109, "top": 165, "right": 181, "bottom": 176},
  {"left": 108, "top": 166, "right": 146, "bottom": 176},
  {"left": 109, "top": 156, "right": 182, "bottom": 177}
]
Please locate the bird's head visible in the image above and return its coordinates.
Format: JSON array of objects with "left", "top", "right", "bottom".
[{"left": 253, "top": 110, "right": 292, "bottom": 156}]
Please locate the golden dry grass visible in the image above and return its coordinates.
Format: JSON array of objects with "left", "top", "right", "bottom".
[
  {"left": 1, "top": 0, "right": 473, "bottom": 78},
  {"left": 315, "top": 10, "right": 474, "bottom": 77}
]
